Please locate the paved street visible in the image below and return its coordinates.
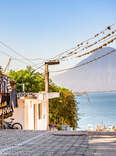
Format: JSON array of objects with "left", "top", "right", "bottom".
[
  {"left": 88, "top": 132, "right": 116, "bottom": 156},
  {"left": 0, "top": 130, "right": 116, "bottom": 156}
]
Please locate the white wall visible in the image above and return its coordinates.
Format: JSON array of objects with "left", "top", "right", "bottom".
[
  {"left": 8, "top": 99, "right": 25, "bottom": 129},
  {"left": 38, "top": 101, "right": 47, "bottom": 130},
  {"left": 27, "top": 100, "right": 34, "bottom": 130},
  {"left": 25, "top": 99, "right": 48, "bottom": 130}
]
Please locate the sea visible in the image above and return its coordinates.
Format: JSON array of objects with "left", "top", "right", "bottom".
[{"left": 76, "top": 92, "right": 116, "bottom": 130}]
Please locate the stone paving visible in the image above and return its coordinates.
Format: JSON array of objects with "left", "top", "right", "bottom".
[
  {"left": 88, "top": 132, "right": 116, "bottom": 156},
  {"left": 0, "top": 130, "right": 116, "bottom": 156}
]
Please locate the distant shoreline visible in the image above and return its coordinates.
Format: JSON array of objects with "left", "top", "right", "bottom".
[
  {"left": 87, "top": 90, "right": 116, "bottom": 93},
  {"left": 74, "top": 90, "right": 116, "bottom": 95}
]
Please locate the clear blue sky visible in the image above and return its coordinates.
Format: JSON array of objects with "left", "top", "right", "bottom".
[{"left": 0, "top": 0, "right": 116, "bottom": 70}]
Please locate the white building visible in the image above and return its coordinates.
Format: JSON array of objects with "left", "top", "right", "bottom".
[{"left": 12, "top": 92, "right": 59, "bottom": 130}]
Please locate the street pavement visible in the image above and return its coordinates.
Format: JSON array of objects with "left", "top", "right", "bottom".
[{"left": 0, "top": 130, "right": 116, "bottom": 156}]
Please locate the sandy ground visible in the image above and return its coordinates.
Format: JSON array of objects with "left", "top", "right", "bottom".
[{"left": 0, "top": 130, "right": 116, "bottom": 155}]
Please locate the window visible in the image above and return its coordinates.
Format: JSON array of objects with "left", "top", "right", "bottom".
[{"left": 38, "top": 104, "right": 42, "bottom": 119}]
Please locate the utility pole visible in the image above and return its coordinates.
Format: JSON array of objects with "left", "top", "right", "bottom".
[
  {"left": 45, "top": 63, "right": 49, "bottom": 92},
  {"left": 44, "top": 60, "right": 59, "bottom": 130},
  {"left": 4, "top": 58, "right": 11, "bottom": 73},
  {"left": 22, "top": 83, "right": 25, "bottom": 92},
  {"left": 45, "top": 60, "right": 60, "bottom": 92}
]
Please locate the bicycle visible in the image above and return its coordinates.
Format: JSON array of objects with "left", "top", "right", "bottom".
[{"left": 3, "top": 118, "right": 23, "bottom": 129}]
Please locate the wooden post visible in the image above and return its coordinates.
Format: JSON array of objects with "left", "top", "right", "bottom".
[
  {"left": 22, "top": 83, "right": 25, "bottom": 92},
  {"left": 45, "top": 63, "right": 49, "bottom": 130},
  {"left": 45, "top": 63, "right": 49, "bottom": 93},
  {"left": 44, "top": 60, "right": 59, "bottom": 130},
  {"left": 3, "top": 58, "right": 11, "bottom": 73}
]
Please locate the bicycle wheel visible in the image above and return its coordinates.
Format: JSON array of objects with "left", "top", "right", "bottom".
[{"left": 12, "top": 122, "right": 23, "bottom": 130}]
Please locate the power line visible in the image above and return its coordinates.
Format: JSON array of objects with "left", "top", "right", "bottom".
[
  {"left": 34, "top": 30, "right": 116, "bottom": 72},
  {"left": 50, "top": 49, "right": 116, "bottom": 73},
  {"left": 0, "top": 50, "right": 34, "bottom": 66},
  {"left": 0, "top": 50, "right": 11, "bottom": 57},
  {"left": 53, "top": 23, "right": 116, "bottom": 60},
  {"left": 11, "top": 58, "right": 34, "bottom": 65},
  {"left": 0, "top": 41, "right": 34, "bottom": 65},
  {"left": 29, "top": 57, "right": 46, "bottom": 61},
  {"left": 76, "top": 23, "right": 116, "bottom": 47},
  {"left": 34, "top": 63, "right": 45, "bottom": 72},
  {"left": 59, "top": 29, "right": 116, "bottom": 60},
  {"left": 0, "top": 41, "right": 47, "bottom": 71},
  {"left": 77, "top": 34, "right": 116, "bottom": 58},
  {"left": 59, "top": 32, "right": 116, "bottom": 61},
  {"left": 33, "top": 54, "right": 60, "bottom": 71},
  {"left": 35, "top": 23, "right": 116, "bottom": 72},
  {"left": 2, "top": 23, "right": 115, "bottom": 73}
]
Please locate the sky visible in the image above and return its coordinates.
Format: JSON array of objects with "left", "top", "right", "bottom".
[{"left": 0, "top": 0, "right": 116, "bottom": 71}]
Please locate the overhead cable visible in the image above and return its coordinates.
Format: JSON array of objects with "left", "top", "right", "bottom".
[
  {"left": 77, "top": 35, "right": 116, "bottom": 57},
  {"left": 53, "top": 23, "right": 116, "bottom": 60},
  {"left": 60, "top": 29, "right": 116, "bottom": 60},
  {"left": 0, "top": 41, "right": 34, "bottom": 65},
  {"left": 50, "top": 49, "right": 116, "bottom": 73}
]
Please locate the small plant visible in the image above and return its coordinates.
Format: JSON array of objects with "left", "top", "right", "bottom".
[{"left": 57, "top": 125, "right": 62, "bottom": 130}]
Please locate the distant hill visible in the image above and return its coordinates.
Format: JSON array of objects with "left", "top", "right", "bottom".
[{"left": 52, "top": 47, "right": 116, "bottom": 92}]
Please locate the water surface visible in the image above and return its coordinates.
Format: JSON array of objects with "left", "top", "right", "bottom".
[{"left": 76, "top": 92, "right": 116, "bottom": 130}]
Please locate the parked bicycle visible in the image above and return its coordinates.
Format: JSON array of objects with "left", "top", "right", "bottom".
[{"left": 3, "top": 118, "right": 23, "bottom": 129}]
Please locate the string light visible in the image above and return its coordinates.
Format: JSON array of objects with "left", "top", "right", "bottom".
[
  {"left": 77, "top": 35, "right": 116, "bottom": 57},
  {"left": 60, "top": 28, "right": 116, "bottom": 60}
]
